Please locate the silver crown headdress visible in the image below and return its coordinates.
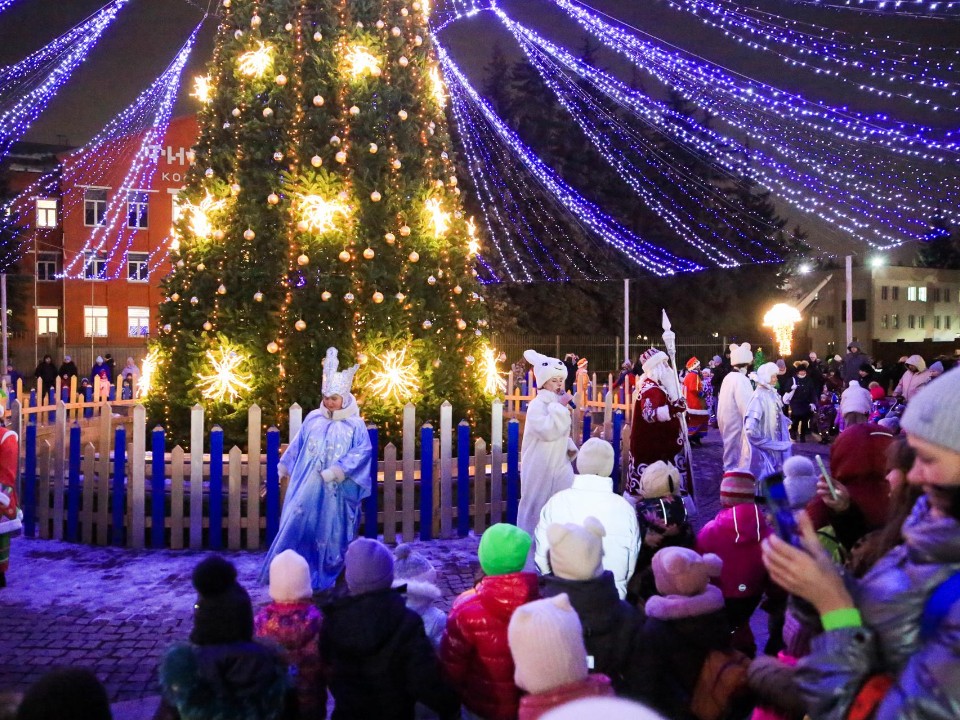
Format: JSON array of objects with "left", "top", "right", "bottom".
[{"left": 322, "top": 347, "right": 359, "bottom": 398}]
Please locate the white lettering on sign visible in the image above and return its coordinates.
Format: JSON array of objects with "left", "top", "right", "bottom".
[
  {"left": 149, "top": 146, "right": 194, "bottom": 167},
  {"left": 161, "top": 173, "right": 184, "bottom": 183}
]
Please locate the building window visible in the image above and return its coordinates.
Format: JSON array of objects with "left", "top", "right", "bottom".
[
  {"left": 810, "top": 316, "right": 820, "bottom": 329},
  {"left": 934, "top": 288, "right": 942, "bottom": 303},
  {"left": 908, "top": 315, "right": 915, "bottom": 329},
  {"left": 907, "top": 286, "right": 917, "bottom": 302},
  {"left": 84, "top": 188, "right": 108, "bottom": 227},
  {"left": 919, "top": 286, "right": 928, "bottom": 302},
  {"left": 935, "top": 316, "right": 941, "bottom": 329},
  {"left": 946, "top": 289, "right": 952, "bottom": 303},
  {"left": 881, "top": 314, "right": 888, "bottom": 329},
  {"left": 35, "top": 198, "right": 58, "bottom": 228},
  {"left": 84, "top": 306, "right": 108, "bottom": 338},
  {"left": 83, "top": 252, "right": 107, "bottom": 280},
  {"left": 892, "top": 286, "right": 899, "bottom": 301},
  {"left": 127, "top": 252, "right": 149, "bottom": 282},
  {"left": 127, "top": 190, "right": 149, "bottom": 229},
  {"left": 841, "top": 300, "right": 867, "bottom": 323},
  {"left": 37, "top": 307, "right": 58, "bottom": 335},
  {"left": 881, "top": 286, "right": 888, "bottom": 300},
  {"left": 919, "top": 315, "right": 925, "bottom": 329},
  {"left": 127, "top": 306, "right": 150, "bottom": 338},
  {"left": 947, "top": 316, "right": 952, "bottom": 330},
  {"left": 892, "top": 314, "right": 899, "bottom": 329},
  {"left": 36, "top": 252, "right": 59, "bottom": 281}
]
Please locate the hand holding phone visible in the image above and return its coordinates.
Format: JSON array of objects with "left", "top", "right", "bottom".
[
  {"left": 765, "top": 473, "right": 802, "bottom": 548},
  {"left": 815, "top": 455, "right": 838, "bottom": 501}
]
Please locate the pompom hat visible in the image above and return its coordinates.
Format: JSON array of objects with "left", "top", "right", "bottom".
[
  {"left": 190, "top": 555, "right": 254, "bottom": 645},
  {"left": 392, "top": 543, "right": 438, "bottom": 585},
  {"left": 546, "top": 517, "right": 605, "bottom": 581},
  {"left": 783, "top": 456, "right": 819, "bottom": 509},
  {"left": 509, "top": 593, "right": 588, "bottom": 694},
  {"left": 268, "top": 549, "right": 313, "bottom": 603}
]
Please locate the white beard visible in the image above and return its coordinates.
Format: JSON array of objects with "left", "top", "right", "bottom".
[{"left": 648, "top": 363, "right": 681, "bottom": 402}]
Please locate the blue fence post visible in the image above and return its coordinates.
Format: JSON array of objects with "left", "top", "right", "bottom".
[
  {"left": 208, "top": 426, "right": 223, "bottom": 549},
  {"left": 47, "top": 388, "right": 55, "bottom": 423},
  {"left": 66, "top": 423, "right": 81, "bottom": 542},
  {"left": 108, "top": 385, "right": 116, "bottom": 402},
  {"left": 506, "top": 419, "right": 520, "bottom": 526},
  {"left": 84, "top": 387, "right": 93, "bottom": 418},
  {"left": 420, "top": 424, "right": 433, "bottom": 541},
  {"left": 151, "top": 426, "right": 166, "bottom": 548},
  {"left": 265, "top": 427, "right": 280, "bottom": 545},
  {"left": 112, "top": 426, "right": 126, "bottom": 547},
  {"left": 23, "top": 423, "right": 37, "bottom": 537},
  {"left": 28, "top": 390, "right": 36, "bottom": 423},
  {"left": 60, "top": 386, "right": 70, "bottom": 404},
  {"left": 364, "top": 426, "right": 379, "bottom": 539},
  {"left": 612, "top": 411, "right": 624, "bottom": 494},
  {"left": 457, "top": 421, "right": 470, "bottom": 537},
  {"left": 582, "top": 413, "right": 592, "bottom": 445}
]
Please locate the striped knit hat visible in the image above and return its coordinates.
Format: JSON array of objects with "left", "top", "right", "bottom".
[{"left": 720, "top": 470, "right": 756, "bottom": 507}]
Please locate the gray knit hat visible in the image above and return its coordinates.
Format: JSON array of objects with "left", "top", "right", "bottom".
[
  {"left": 345, "top": 538, "right": 395, "bottom": 595},
  {"left": 902, "top": 366, "right": 960, "bottom": 454}
]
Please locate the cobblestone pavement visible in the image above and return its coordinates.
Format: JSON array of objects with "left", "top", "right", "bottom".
[{"left": 0, "top": 427, "right": 826, "bottom": 711}]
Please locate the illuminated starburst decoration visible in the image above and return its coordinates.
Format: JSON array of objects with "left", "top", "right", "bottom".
[
  {"left": 237, "top": 42, "right": 274, "bottom": 78},
  {"left": 429, "top": 67, "right": 447, "bottom": 107},
  {"left": 763, "top": 303, "right": 803, "bottom": 356},
  {"left": 368, "top": 347, "right": 420, "bottom": 403},
  {"left": 178, "top": 192, "right": 226, "bottom": 239},
  {"left": 138, "top": 347, "right": 161, "bottom": 398},
  {"left": 191, "top": 75, "right": 213, "bottom": 103},
  {"left": 196, "top": 342, "right": 254, "bottom": 403},
  {"left": 345, "top": 45, "right": 381, "bottom": 77},
  {"left": 424, "top": 197, "right": 451, "bottom": 238},
  {"left": 466, "top": 216, "right": 480, "bottom": 256},
  {"left": 480, "top": 345, "right": 506, "bottom": 396},
  {"left": 297, "top": 193, "right": 350, "bottom": 233}
]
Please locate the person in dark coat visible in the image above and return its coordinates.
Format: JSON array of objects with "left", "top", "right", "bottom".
[
  {"left": 806, "top": 352, "right": 825, "bottom": 395},
  {"left": 562, "top": 354, "right": 578, "bottom": 393},
  {"left": 57, "top": 355, "right": 79, "bottom": 383},
  {"left": 90, "top": 355, "right": 110, "bottom": 384},
  {"left": 321, "top": 538, "right": 459, "bottom": 720},
  {"left": 841, "top": 342, "right": 872, "bottom": 386},
  {"left": 4, "top": 363, "right": 24, "bottom": 392},
  {"left": 784, "top": 361, "right": 819, "bottom": 442},
  {"left": 104, "top": 353, "right": 115, "bottom": 382},
  {"left": 33, "top": 355, "right": 58, "bottom": 397},
  {"left": 539, "top": 518, "right": 648, "bottom": 700},
  {"left": 16, "top": 668, "right": 112, "bottom": 720}
]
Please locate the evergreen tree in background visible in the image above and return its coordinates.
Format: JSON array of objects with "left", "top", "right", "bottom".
[{"left": 150, "top": 0, "right": 488, "bottom": 445}]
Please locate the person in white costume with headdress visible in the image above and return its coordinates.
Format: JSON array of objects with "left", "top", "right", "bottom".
[
  {"left": 258, "top": 348, "right": 373, "bottom": 592},
  {"left": 517, "top": 349, "right": 578, "bottom": 539},
  {"left": 717, "top": 342, "right": 755, "bottom": 472},
  {"left": 741, "top": 361, "right": 792, "bottom": 482}
]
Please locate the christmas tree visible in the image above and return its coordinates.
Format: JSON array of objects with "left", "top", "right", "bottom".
[{"left": 149, "top": 0, "right": 490, "bottom": 445}]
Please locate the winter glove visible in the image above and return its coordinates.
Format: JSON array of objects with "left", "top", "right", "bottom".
[{"left": 320, "top": 467, "right": 345, "bottom": 483}]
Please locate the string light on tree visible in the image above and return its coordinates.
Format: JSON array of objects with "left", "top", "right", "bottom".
[
  {"left": 763, "top": 303, "right": 803, "bottom": 356},
  {"left": 179, "top": 192, "right": 227, "bottom": 240},
  {"left": 296, "top": 193, "right": 350, "bottom": 233}
]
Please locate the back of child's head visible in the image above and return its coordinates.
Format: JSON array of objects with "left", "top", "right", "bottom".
[
  {"left": 345, "top": 538, "right": 395, "bottom": 595},
  {"left": 639, "top": 461, "right": 680, "bottom": 499},
  {"left": 392, "top": 543, "right": 437, "bottom": 585},
  {"left": 269, "top": 549, "right": 313, "bottom": 603},
  {"left": 576, "top": 438, "right": 614, "bottom": 477},
  {"left": 479, "top": 523, "right": 531, "bottom": 576},
  {"left": 15, "top": 669, "right": 111, "bottom": 720},
  {"left": 546, "top": 517, "right": 605, "bottom": 581},
  {"left": 652, "top": 547, "right": 722, "bottom": 597},
  {"left": 782, "top": 456, "right": 819, "bottom": 509},
  {"left": 509, "top": 594, "right": 587, "bottom": 694},
  {"left": 719, "top": 470, "right": 756, "bottom": 508},
  {"left": 191, "top": 555, "right": 254, "bottom": 645},
  {"left": 541, "top": 697, "right": 667, "bottom": 720}
]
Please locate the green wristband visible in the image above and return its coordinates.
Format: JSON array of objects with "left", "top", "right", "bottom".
[{"left": 821, "top": 608, "right": 863, "bottom": 631}]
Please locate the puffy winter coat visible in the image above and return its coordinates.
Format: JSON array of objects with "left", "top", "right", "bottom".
[
  {"left": 440, "top": 571, "right": 539, "bottom": 720},
  {"left": 535, "top": 474, "right": 640, "bottom": 599},
  {"left": 540, "top": 571, "right": 648, "bottom": 699},
  {"left": 517, "top": 675, "right": 614, "bottom": 720},
  {"left": 893, "top": 356, "right": 932, "bottom": 402},
  {"left": 796, "top": 496, "right": 960, "bottom": 719},
  {"left": 254, "top": 602, "right": 325, "bottom": 720},
  {"left": 320, "top": 587, "right": 459, "bottom": 720},
  {"left": 840, "top": 380, "right": 872, "bottom": 416},
  {"left": 696, "top": 504, "right": 771, "bottom": 600}
]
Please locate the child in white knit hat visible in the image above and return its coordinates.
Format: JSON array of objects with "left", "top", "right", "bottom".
[{"left": 508, "top": 594, "right": 614, "bottom": 719}]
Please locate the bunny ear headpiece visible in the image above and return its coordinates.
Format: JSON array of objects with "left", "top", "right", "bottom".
[
  {"left": 322, "top": 347, "right": 359, "bottom": 398},
  {"left": 523, "top": 349, "right": 567, "bottom": 388}
]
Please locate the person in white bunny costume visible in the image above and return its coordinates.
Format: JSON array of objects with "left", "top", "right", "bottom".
[
  {"left": 717, "top": 342, "right": 755, "bottom": 472},
  {"left": 517, "top": 349, "right": 578, "bottom": 540}
]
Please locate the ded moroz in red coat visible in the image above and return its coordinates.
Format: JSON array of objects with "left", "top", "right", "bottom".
[
  {"left": 627, "top": 377, "right": 689, "bottom": 498},
  {"left": 439, "top": 571, "right": 539, "bottom": 720}
]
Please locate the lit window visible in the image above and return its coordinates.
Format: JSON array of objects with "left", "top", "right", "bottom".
[
  {"left": 919, "top": 287, "right": 928, "bottom": 302},
  {"left": 892, "top": 314, "right": 899, "bottom": 329},
  {"left": 127, "top": 252, "right": 149, "bottom": 282},
  {"left": 83, "top": 252, "right": 107, "bottom": 280},
  {"left": 84, "top": 306, "right": 108, "bottom": 338},
  {"left": 37, "top": 307, "right": 58, "bottom": 335},
  {"left": 84, "top": 188, "right": 108, "bottom": 227},
  {"left": 935, "top": 316, "right": 941, "bottom": 329},
  {"left": 127, "top": 190, "right": 149, "bottom": 229},
  {"left": 919, "top": 315, "right": 925, "bottom": 329},
  {"left": 881, "top": 314, "right": 888, "bottom": 329},
  {"left": 36, "top": 198, "right": 58, "bottom": 228},
  {"left": 127, "top": 306, "right": 150, "bottom": 338},
  {"left": 908, "top": 315, "right": 915, "bottom": 329},
  {"left": 36, "top": 252, "right": 59, "bottom": 281},
  {"left": 946, "top": 316, "right": 952, "bottom": 330},
  {"left": 907, "top": 286, "right": 917, "bottom": 302},
  {"left": 810, "top": 316, "right": 820, "bottom": 329}
]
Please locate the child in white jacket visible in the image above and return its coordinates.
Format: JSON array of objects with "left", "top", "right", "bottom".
[{"left": 840, "top": 379, "right": 872, "bottom": 427}]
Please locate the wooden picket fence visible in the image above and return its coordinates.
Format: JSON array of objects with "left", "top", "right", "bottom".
[{"left": 8, "top": 393, "right": 632, "bottom": 551}]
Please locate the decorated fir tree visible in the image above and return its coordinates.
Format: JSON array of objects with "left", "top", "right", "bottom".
[{"left": 149, "top": 0, "right": 490, "bottom": 445}]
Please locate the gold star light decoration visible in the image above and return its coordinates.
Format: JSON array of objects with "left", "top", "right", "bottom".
[
  {"left": 196, "top": 343, "right": 254, "bottom": 403},
  {"left": 368, "top": 347, "right": 420, "bottom": 403}
]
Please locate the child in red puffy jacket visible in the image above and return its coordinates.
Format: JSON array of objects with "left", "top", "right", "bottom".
[{"left": 440, "top": 524, "right": 539, "bottom": 720}]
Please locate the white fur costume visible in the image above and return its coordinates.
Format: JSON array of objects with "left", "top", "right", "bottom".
[{"left": 717, "top": 343, "right": 754, "bottom": 472}]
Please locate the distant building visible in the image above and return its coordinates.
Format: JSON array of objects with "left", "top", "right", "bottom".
[
  {"left": 3, "top": 115, "right": 198, "bottom": 373},
  {"left": 796, "top": 263, "right": 960, "bottom": 360}
]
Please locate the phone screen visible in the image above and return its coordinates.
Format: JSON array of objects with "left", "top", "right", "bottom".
[{"left": 765, "top": 473, "right": 801, "bottom": 547}]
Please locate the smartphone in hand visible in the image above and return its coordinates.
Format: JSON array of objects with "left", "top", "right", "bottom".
[
  {"left": 764, "top": 472, "right": 802, "bottom": 547},
  {"left": 815, "top": 455, "right": 838, "bottom": 501}
]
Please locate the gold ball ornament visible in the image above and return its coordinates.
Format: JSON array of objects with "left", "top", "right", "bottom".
[
  {"left": 413, "top": 2, "right": 421, "bottom": 9},
  {"left": 453, "top": 285, "right": 462, "bottom": 294},
  {"left": 295, "top": 319, "right": 307, "bottom": 331},
  {"left": 456, "top": 319, "right": 467, "bottom": 330},
  {"left": 222, "top": 0, "right": 230, "bottom": 6},
  {"left": 372, "top": 291, "right": 384, "bottom": 303},
  {"left": 396, "top": 292, "right": 406, "bottom": 302},
  {"left": 369, "top": 143, "right": 378, "bottom": 154},
  {"left": 250, "top": 14, "right": 261, "bottom": 28},
  {"left": 349, "top": 105, "right": 360, "bottom": 116},
  {"left": 427, "top": 275, "right": 436, "bottom": 285},
  {"left": 408, "top": 251, "right": 420, "bottom": 262},
  {"left": 313, "top": 31, "right": 322, "bottom": 41},
  {"left": 230, "top": 183, "right": 241, "bottom": 195},
  {"left": 243, "top": 228, "right": 256, "bottom": 240},
  {"left": 321, "top": 291, "right": 332, "bottom": 301},
  {"left": 273, "top": 151, "right": 284, "bottom": 162},
  {"left": 344, "top": 292, "right": 355, "bottom": 303},
  {"left": 162, "top": 323, "right": 172, "bottom": 333},
  {"left": 370, "top": 191, "right": 382, "bottom": 202},
  {"left": 267, "top": 193, "right": 280, "bottom": 205},
  {"left": 401, "top": 7, "right": 409, "bottom": 16},
  {"left": 414, "top": 35, "right": 423, "bottom": 46},
  {"left": 253, "top": 291, "right": 263, "bottom": 302},
  {"left": 262, "top": 107, "right": 273, "bottom": 118},
  {"left": 275, "top": 74, "right": 287, "bottom": 86},
  {"left": 432, "top": 358, "right": 441, "bottom": 368},
  {"left": 231, "top": 107, "right": 241, "bottom": 117},
  {"left": 310, "top": 155, "right": 322, "bottom": 167},
  {"left": 176, "top": 260, "right": 185, "bottom": 267},
  {"left": 203, "top": 321, "right": 213, "bottom": 331},
  {"left": 267, "top": 341, "right": 279, "bottom": 354},
  {"left": 335, "top": 151, "right": 347, "bottom": 163},
  {"left": 449, "top": 176, "right": 458, "bottom": 186},
  {"left": 371, "top": 66, "right": 382, "bottom": 77},
  {"left": 392, "top": 159, "right": 402, "bottom": 170},
  {"left": 313, "top": 95, "right": 324, "bottom": 106},
  {"left": 197, "top": 262, "right": 207, "bottom": 271},
  {"left": 384, "top": 232, "right": 396, "bottom": 244},
  {"left": 186, "top": 149, "right": 196, "bottom": 162},
  {"left": 284, "top": 22, "right": 293, "bottom": 31},
  {"left": 398, "top": 109, "right": 408, "bottom": 120},
  {"left": 399, "top": 56, "right": 409, "bottom": 67},
  {"left": 296, "top": 220, "right": 309, "bottom": 232},
  {"left": 217, "top": 284, "right": 227, "bottom": 295},
  {"left": 338, "top": 250, "right": 351, "bottom": 262},
  {"left": 400, "top": 225, "right": 411, "bottom": 236},
  {"left": 330, "top": 135, "right": 341, "bottom": 146},
  {"left": 171, "top": 293, "right": 180, "bottom": 302},
  {"left": 363, "top": 247, "right": 375, "bottom": 259},
  {"left": 376, "top": 20, "right": 385, "bottom": 29},
  {"left": 391, "top": 26, "right": 401, "bottom": 36},
  {"left": 297, "top": 254, "right": 310, "bottom": 266},
  {"left": 204, "top": 168, "right": 214, "bottom": 177}
]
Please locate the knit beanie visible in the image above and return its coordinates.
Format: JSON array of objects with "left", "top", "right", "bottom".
[
  {"left": 720, "top": 470, "right": 756, "bottom": 507},
  {"left": 16, "top": 668, "right": 112, "bottom": 720},
  {"left": 509, "top": 594, "right": 588, "bottom": 694},
  {"left": 345, "top": 537, "right": 395, "bottom": 595},
  {"left": 652, "top": 547, "right": 723, "bottom": 597},
  {"left": 542, "top": 697, "right": 666, "bottom": 720},
  {"left": 782, "top": 456, "right": 819, "bottom": 509},
  {"left": 639, "top": 460, "right": 680, "bottom": 499},
  {"left": 479, "top": 523, "right": 531, "bottom": 576},
  {"left": 190, "top": 556, "right": 254, "bottom": 645},
  {"left": 576, "top": 437, "right": 615, "bottom": 477},
  {"left": 546, "top": 516, "right": 605, "bottom": 581},
  {"left": 902, "top": 366, "right": 960, "bottom": 455},
  {"left": 268, "top": 549, "right": 313, "bottom": 603},
  {"left": 392, "top": 543, "right": 438, "bottom": 585}
]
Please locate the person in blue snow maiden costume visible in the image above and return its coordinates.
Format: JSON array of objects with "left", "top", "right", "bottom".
[{"left": 259, "top": 347, "right": 373, "bottom": 592}]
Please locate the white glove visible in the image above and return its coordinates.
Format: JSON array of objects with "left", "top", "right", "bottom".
[{"left": 320, "top": 468, "right": 337, "bottom": 482}]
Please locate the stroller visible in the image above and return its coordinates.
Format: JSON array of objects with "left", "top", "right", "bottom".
[{"left": 815, "top": 389, "right": 840, "bottom": 443}]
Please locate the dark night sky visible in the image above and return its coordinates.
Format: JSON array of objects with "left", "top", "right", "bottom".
[{"left": 2, "top": 0, "right": 958, "bottom": 255}]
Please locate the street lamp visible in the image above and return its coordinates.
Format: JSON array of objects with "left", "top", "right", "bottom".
[
  {"left": 869, "top": 256, "right": 886, "bottom": 268},
  {"left": 798, "top": 263, "right": 812, "bottom": 274}
]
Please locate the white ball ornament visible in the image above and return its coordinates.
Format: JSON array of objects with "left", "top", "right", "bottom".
[
  {"left": 273, "top": 151, "right": 284, "bottom": 162},
  {"left": 335, "top": 151, "right": 347, "bottom": 163},
  {"left": 369, "top": 143, "right": 378, "bottom": 154},
  {"left": 275, "top": 74, "right": 287, "bottom": 86},
  {"left": 392, "top": 159, "right": 402, "bottom": 170},
  {"left": 163, "top": 323, "right": 172, "bottom": 333},
  {"left": 432, "top": 358, "right": 441, "bottom": 368},
  {"left": 401, "top": 7, "right": 409, "bottom": 16},
  {"left": 222, "top": 0, "right": 230, "bottom": 6},
  {"left": 376, "top": 20, "right": 385, "bottom": 29},
  {"left": 330, "top": 135, "right": 341, "bottom": 146},
  {"left": 186, "top": 150, "right": 196, "bottom": 163},
  {"left": 349, "top": 105, "right": 360, "bottom": 116},
  {"left": 457, "top": 319, "right": 467, "bottom": 330},
  {"left": 370, "top": 191, "right": 382, "bottom": 202},
  {"left": 296, "top": 220, "right": 309, "bottom": 232},
  {"left": 250, "top": 14, "right": 261, "bottom": 28},
  {"left": 285, "top": 22, "right": 293, "bottom": 31},
  {"left": 321, "top": 291, "right": 332, "bottom": 301},
  {"left": 230, "top": 183, "right": 241, "bottom": 195},
  {"left": 203, "top": 321, "right": 213, "bottom": 331},
  {"left": 363, "top": 247, "right": 375, "bottom": 259},
  {"left": 223, "top": 122, "right": 232, "bottom": 129},
  {"left": 297, "top": 253, "right": 309, "bottom": 265},
  {"left": 408, "top": 251, "right": 420, "bottom": 262},
  {"left": 295, "top": 319, "right": 306, "bottom": 331},
  {"left": 176, "top": 260, "right": 185, "bottom": 268},
  {"left": 372, "top": 291, "right": 384, "bottom": 303},
  {"left": 267, "top": 193, "right": 280, "bottom": 205},
  {"left": 231, "top": 107, "right": 241, "bottom": 117},
  {"left": 441, "top": 151, "right": 449, "bottom": 160},
  {"left": 400, "top": 225, "right": 411, "bottom": 236},
  {"left": 244, "top": 228, "right": 255, "bottom": 240},
  {"left": 371, "top": 66, "right": 382, "bottom": 77},
  {"left": 313, "top": 95, "right": 324, "bottom": 107},
  {"left": 391, "top": 26, "right": 401, "bottom": 36},
  {"left": 267, "top": 341, "right": 279, "bottom": 354},
  {"left": 253, "top": 291, "right": 263, "bottom": 302},
  {"left": 338, "top": 250, "right": 351, "bottom": 262},
  {"left": 217, "top": 284, "right": 227, "bottom": 295},
  {"left": 465, "top": 355, "right": 476, "bottom": 365},
  {"left": 396, "top": 292, "right": 406, "bottom": 302},
  {"left": 197, "top": 261, "right": 207, "bottom": 270},
  {"left": 190, "top": 296, "right": 199, "bottom": 305},
  {"left": 234, "top": 30, "right": 243, "bottom": 40},
  {"left": 427, "top": 275, "right": 436, "bottom": 285},
  {"left": 475, "top": 329, "right": 483, "bottom": 337},
  {"left": 344, "top": 292, "right": 355, "bottom": 303},
  {"left": 310, "top": 155, "right": 322, "bottom": 167},
  {"left": 313, "top": 31, "right": 322, "bottom": 41},
  {"left": 422, "top": 320, "right": 432, "bottom": 329},
  {"left": 398, "top": 109, "right": 408, "bottom": 120},
  {"left": 204, "top": 168, "right": 214, "bottom": 177},
  {"left": 414, "top": 35, "right": 423, "bottom": 46},
  {"left": 399, "top": 56, "right": 409, "bottom": 67},
  {"left": 263, "top": 107, "right": 273, "bottom": 118}
]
